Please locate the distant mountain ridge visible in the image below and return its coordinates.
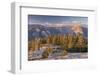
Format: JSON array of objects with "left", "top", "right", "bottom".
[{"left": 28, "top": 24, "right": 88, "bottom": 40}]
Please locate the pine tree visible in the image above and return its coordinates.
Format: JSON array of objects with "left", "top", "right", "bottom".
[
  {"left": 76, "top": 33, "right": 86, "bottom": 52},
  {"left": 67, "top": 34, "right": 73, "bottom": 48}
]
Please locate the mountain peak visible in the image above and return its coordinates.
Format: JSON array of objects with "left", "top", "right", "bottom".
[{"left": 71, "top": 23, "right": 83, "bottom": 34}]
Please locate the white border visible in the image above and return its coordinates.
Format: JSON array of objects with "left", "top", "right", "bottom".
[{"left": 11, "top": 2, "right": 97, "bottom": 74}]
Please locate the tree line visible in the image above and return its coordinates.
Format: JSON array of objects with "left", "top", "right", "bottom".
[{"left": 28, "top": 33, "right": 88, "bottom": 53}]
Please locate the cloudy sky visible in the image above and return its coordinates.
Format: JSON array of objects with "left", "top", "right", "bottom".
[{"left": 28, "top": 15, "right": 88, "bottom": 27}]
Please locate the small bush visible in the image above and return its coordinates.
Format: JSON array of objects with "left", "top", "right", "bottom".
[
  {"left": 42, "top": 51, "right": 49, "bottom": 59},
  {"left": 67, "top": 47, "right": 88, "bottom": 53}
]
